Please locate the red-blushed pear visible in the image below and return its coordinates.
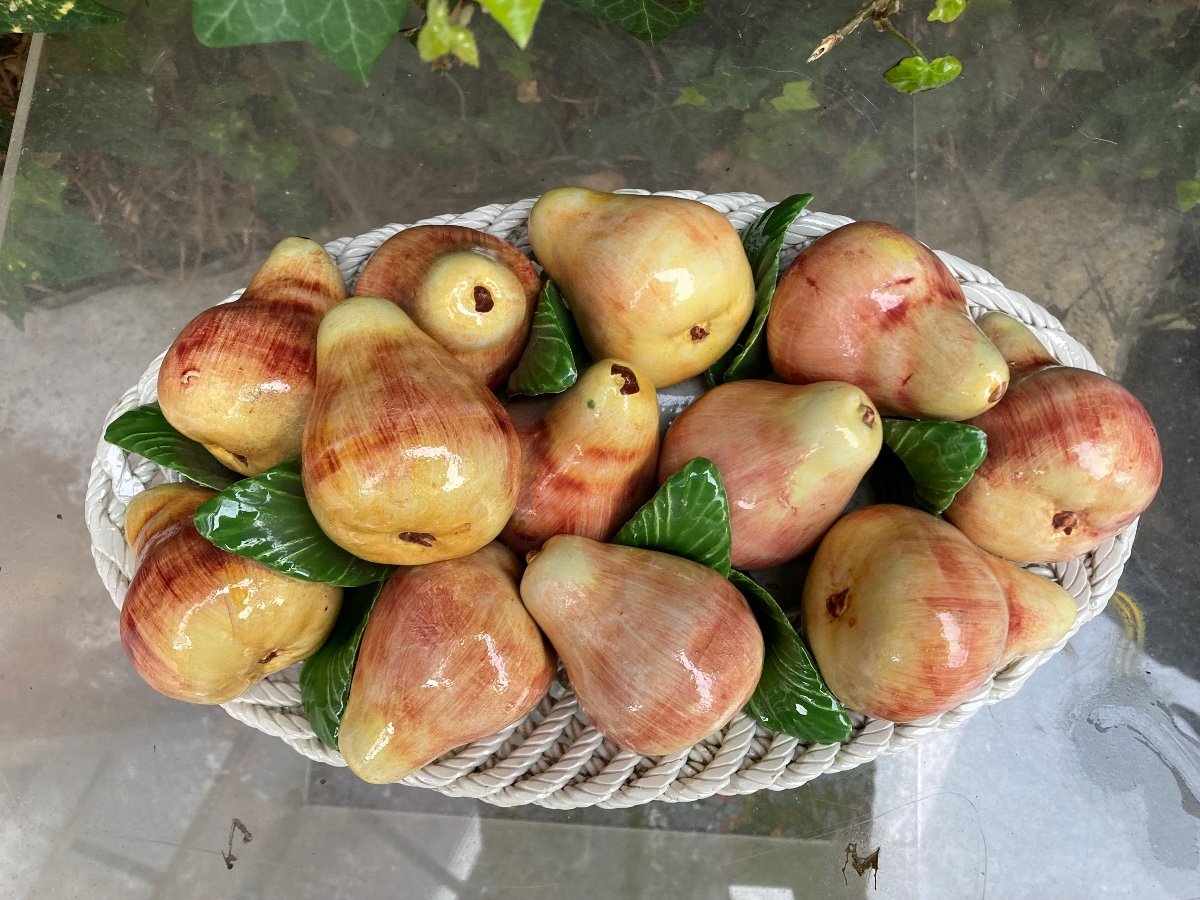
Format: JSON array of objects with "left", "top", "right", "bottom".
[
  {"left": 766, "top": 221, "right": 1009, "bottom": 421},
  {"left": 528, "top": 188, "right": 755, "bottom": 388},
  {"left": 157, "top": 237, "right": 346, "bottom": 475},
  {"left": 302, "top": 297, "right": 520, "bottom": 565},
  {"left": 353, "top": 225, "right": 541, "bottom": 390},
  {"left": 501, "top": 359, "right": 660, "bottom": 555},
  {"left": 802, "top": 505, "right": 1076, "bottom": 722},
  {"left": 944, "top": 312, "right": 1163, "bottom": 562},
  {"left": 520, "top": 536, "right": 764, "bottom": 755},
  {"left": 338, "top": 543, "right": 555, "bottom": 784},
  {"left": 120, "top": 484, "right": 342, "bottom": 704},
  {"left": 658, "top": 380, "right": 881, "bottom": 569}
]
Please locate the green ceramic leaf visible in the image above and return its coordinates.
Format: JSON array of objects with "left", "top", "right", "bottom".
[
  {"left": 732, "top": 571, "right": 852, "bottom": 744},
  {"left": 613, "top": 458, "right": 732, "bottom": 576},
  {"left": 301, "top": 577, "right": 388, "bottom": 749},
  {"left": 869, "top": 443, "right": 919, "bottom": 509},
  {"left": 193, "top": 0, "right": 407, "bottom": 85},
  {"left": 194, "top": 458, "right": 393, "bottom": 587},
  {"left": 928, "top": 0, "right": 968, "bottom": 23},
  {"left": 882, "top": 418, "right": 987, "bottom": 515},
  {"left": 1, "top": 0, "right": 123, "bottom": 33},
  {"left": 883, "top": 55, "right": 963, "bottom": 94},
  {"left": 507, "top": 280, "right": 587, "bottom": 396},
  {"left": 706, "top": 194, "right": 812, "bottom": 385},
  {"left": 103, "top": 403, "right": 240, "bottom": 491},
  {"left": 562, "top": 0, "right": 705, "bottom": 43},
  {"left": 478, "top": 0, "right": 544, "bottom": 48}
]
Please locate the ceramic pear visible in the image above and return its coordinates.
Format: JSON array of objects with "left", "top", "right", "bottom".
[
  {"left": 658, "top": 380, "right": 881, "bottom": 569},
  {"left": 302, "top": 296, "right": 521, "bottom": 565},
  {"left": 766, "top": 221, "right": 1009, "bottom": 421},
  {"left": 158, "top": 237, "right": 346, "bottom": 475},
  {"left": 353, "top": 225, "right": 541, "bottom": 390},
  {"left": 944, "top": 312, "right": 1162, "bottom": 562},
  {"left": 520, "top": 536, "right": 764, "bottom": 755},
  {"left": 802, "top": 505, "right": 1076, "bottom": 722},
  {"left": 528, "top": 188, "right": 755, "bottom": 388},
  {"left": 120, "top": 484, "right": 342, "bottom": 704},
  {"left": 339, "top": 543, "right": 555, "bottom": 783},
  {"left": 501, "top": 359, "right": 660, "bottom": 555}
]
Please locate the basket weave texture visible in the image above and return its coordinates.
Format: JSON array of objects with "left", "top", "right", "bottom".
[{"left": 85, "top": 190, "right": 1137, "bottom": 809}]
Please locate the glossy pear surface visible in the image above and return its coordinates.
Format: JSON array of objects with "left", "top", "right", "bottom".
[
  {"left": 302, "top": 297, "right": 521, "bottom": 565},
  {"left": 501, "top": 359, "right": 660, "bottom": 554},
  {"left": 120, "top": 484, "right": 342, "bottom": 704},
  {"left": 658, "top": 380, "right": 881, "bottom": 569},
  {"left": 802, "top": 505, "right": 1074, "bottom": 722},
  {"left": 521, "top": 536, "right": 764, "bottom": 755},
  {"left": 353, "top": 225, "right": 541, "bottom": 389},
  {"left": 766, "top": 221, "right": 1008, "bottom": 421},
  {"left": 987, "top": 556, "right": 1077, "bottom": 666},
  {"left": 945, "top": 313, "right": 1163, "bottom": 562},
  {"left": 158, "top": 237, "right": 346, "bottom": 474},
  {"left": 528, "top": 188, "right": 754, "bottom": 388},
  {"left": 339, "top": 543, "right": 555, "bottom": 784}
]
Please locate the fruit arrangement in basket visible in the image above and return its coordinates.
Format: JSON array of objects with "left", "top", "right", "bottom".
[{"left": 104, "top": 188, "right": 1163, "bottom": 785}]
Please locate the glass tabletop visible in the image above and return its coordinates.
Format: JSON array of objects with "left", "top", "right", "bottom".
[{"left": 1, "top": 2, "right": 1197, "bottom": 896}]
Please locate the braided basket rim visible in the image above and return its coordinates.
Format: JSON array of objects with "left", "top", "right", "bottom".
[{"left": 84, "top": 190, "right": 1137, "bottom": 809}]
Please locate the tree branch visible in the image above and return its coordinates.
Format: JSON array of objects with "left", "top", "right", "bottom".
[{"left": 808, "top": 0, "right": 899, "bottom": 63}]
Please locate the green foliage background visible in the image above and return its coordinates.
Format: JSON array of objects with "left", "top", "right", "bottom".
[{"left": 3, "top": 0, "right": 1199, "bottom": 323}]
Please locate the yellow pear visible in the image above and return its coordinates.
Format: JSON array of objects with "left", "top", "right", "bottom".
[
  {"left": 339, "top": 543, "right": 555, "bottom": 783},
  {"left": 302, "top": 297, "right": 521, "bottom": 565},
  {"left": 353, "top": 225, "right": 542, "bottom": 390},
  {"left": 521, "top": 536, "right": 764, "bottom": 755},
  {"left": 528, "top": 188, "right": 755, "bottom": 388},
  {"left": 802, "top": 505, "right": 1076, "bottom": 722},
  {"left": 501, "top": 358, "right": 660, "bottom": 554},
  {"left": 120, "top": 484, "right": 341, "bottom": 704},
  {"left": 945, "top": 313, "right": 1162, "bottom": 562},
  {"left": 158, "top": 237, "right": 346, "bottom": 475},
  {"left": 766, "top": 222, "right": 1009, "bottom": 421},
  {"left": 658, "top": 380, "right": 880, "bottom": 569}
]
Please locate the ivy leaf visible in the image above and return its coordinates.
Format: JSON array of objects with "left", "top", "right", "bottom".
[
  {"left": 193, "top": 0, "right": 408, "bottom": 85},
  {"left": 103, "top": 403, "right": 240, "bottom": 491},
  {"left": 882, "top": 419, "right": 987, "bottom": 515},
  {"left": 706, "top": 194, "right": 813, "bottom": 385},
  {"left": 927, "top": 0, "right": 968, "bottom": 24},
  {"left": 732, "top": 571, "right": 852, "bottom": 744},
  {"left": 498, "top": 46, "right": 536, "bottom": 82},
  {"left": 674, "top": 86, "right": 709, "bottom": 107},
  {"left": 613, "top": 458, "right": 732, "bottom": 576},
  {"left": 1, "top": 0, "right": 123, "bottom": 33},
  {"left": 416, "top": 0, "right": 477, "bottom": 66},
  {"left": 1176, "top": 175, "right": 1200, "bottom": 213},
  {"left": 478, "top": 0, "right": 544, "bottom": 48},
  {"left": 673, "top": 53, "right": 772, "bottom": 112},
  {"left": 883, "top": 55, "right": 963, "bottom": 94},
  {"left": 300, "top": 578, "right": 388, "bottom": 749},
  {"left": 562, "top": 0, "right": 705, "bottom": 44},
  {"left": 194, "top": 458, "right": 394, "bottom": 587},
  {"left": 769, "top": 81, "right": 821, "bottom": 112},
  {"left": 418, "top": 0, "right": 480, "bottom": 67},
  {"left": 1033, "top": 27, "right": 1104, "bottom": 77},
  {"left": 507, "top": 280, "right": 587, "bottom": 396}
]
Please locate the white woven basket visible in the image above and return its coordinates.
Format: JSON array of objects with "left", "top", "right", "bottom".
[{"left": 85, "top": 190, "right": 1137, "bottom": 809}]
